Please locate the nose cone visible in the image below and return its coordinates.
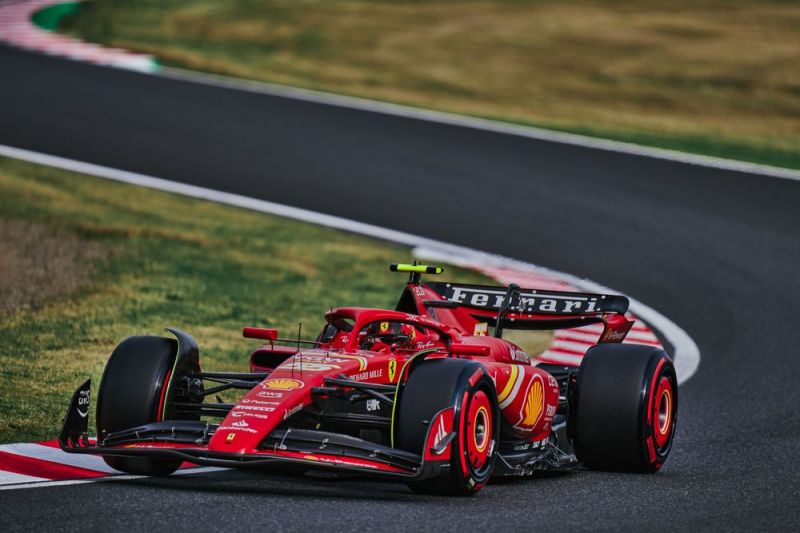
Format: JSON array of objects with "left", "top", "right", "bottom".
[
  {"left": 209, "top": 375, "right": 312, "bottom": 453},
  {"left": 208, "top": 351, "right": 364, "bottom": 453}
]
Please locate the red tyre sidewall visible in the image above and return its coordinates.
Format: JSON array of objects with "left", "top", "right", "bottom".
[
  {"left": 453, "top": 375, "right": 498, "bottom": 493},
  {"left": 642, "top": 355, "right": 678, "bottom": 470}
]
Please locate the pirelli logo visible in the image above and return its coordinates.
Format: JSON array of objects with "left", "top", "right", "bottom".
[{"left": 426, "top": 282, "right": 629, "bottom": 316}]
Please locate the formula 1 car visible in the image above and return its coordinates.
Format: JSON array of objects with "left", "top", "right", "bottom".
[{"left": 60, "top": 264, "right": 677, "bottom": 495}]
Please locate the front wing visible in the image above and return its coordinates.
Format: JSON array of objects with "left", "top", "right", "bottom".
[{"left": 58, "top": 379, "right": 447, "bottom": 481}]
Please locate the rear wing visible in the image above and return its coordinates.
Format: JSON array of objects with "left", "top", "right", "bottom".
[
  {"left": 423, "top": 282, "right": 633, "bottom": 341},
  {"left": 426, "top": 282, "right": 629, "bottom": 316},
  {"left": 389, "top": 264, "right": 634, "bottom": 342}
]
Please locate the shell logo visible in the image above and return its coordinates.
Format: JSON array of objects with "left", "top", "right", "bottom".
[
  {"left": 261, "top": 378, "right": 304, "bottom": 390},
  {"left": 520, "top": 375, "right": 544, "bottom": 428}
]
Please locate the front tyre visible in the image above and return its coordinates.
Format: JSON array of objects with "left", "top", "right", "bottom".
[
  {"left": 96, "top": 334, "right": 198, "bottom": 476},
  {"left": 572, "top": 343, "right": 678, "bottom": 472},
  {"left": 395, "top": 359, "right": 499, "bottom": 496}
]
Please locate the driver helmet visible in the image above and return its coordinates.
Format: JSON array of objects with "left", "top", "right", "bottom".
[{"left": 364, "top": 321, "right": 416, "bottom": 347}]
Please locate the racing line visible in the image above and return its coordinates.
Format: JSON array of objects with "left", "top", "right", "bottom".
[{"left": 0, "top": 42, "right": 799, "bottom": 530}]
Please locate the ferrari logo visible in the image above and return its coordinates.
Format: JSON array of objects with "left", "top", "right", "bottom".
[
  {"left": 388, "top": 359, "right": 397, "bottom": 382},
  {"left": 226, "top": 432, "right": 236, "bottom": 443},
  {"left": 521, "top": 376, "right": 544, "bottom": 427},
  {"left": 379, "top": 322, "right": 390, "bottom": 333}
]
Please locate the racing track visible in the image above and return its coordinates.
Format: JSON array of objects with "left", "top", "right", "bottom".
[{"left": 1, "top": 44, "right": 799, "bottom": 530}]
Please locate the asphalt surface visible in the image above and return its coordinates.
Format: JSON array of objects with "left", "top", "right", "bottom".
[{"left": 1, "top": 44, "right": 799, "bottom": 531}]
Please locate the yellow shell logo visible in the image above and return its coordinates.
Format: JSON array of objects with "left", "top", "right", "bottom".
[
  {"left": 262, "top": 378, "right": 304, "bottom": 390},
  {"left": 521, "top": 376, "right": 544, "bottom": 427}
]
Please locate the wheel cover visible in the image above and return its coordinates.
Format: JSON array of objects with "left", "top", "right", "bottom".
[
  {"left": 466, "top": 390, "right": 492, "bottom": 470},
  {"left": 653, "top": 376, "right": 674, "bottom": 449}
]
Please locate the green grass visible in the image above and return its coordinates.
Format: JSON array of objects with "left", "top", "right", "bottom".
[
  {"left": 0, "top": 157, "right": 515, "bottom": 444},
  {"left": 56, "top": 0, "right": 800, "bottom": 170}
]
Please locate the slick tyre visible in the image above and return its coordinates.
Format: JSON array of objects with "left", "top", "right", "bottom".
[
  {"left": 395, "top": 359, "right": 498, "bottom": 496},
  {"left": 572, "top": 343, "right": 678, "bottom": 472},
  {"left": 96, "top": 335, "right": 186, "bottom": 476}
]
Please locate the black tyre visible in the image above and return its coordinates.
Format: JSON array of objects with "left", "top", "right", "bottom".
[
  {"left": 395, "top": 359, "right": 499, "bottom": 496},
  {"left": 572, "top": 343, "right": 678, "bottom": 472},
  {"left": 96, "top": 335, "right": 195, "bottom": 476}
]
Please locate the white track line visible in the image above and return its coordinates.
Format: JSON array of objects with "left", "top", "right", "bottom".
[
  {"left": 0, "top": 143, "right": 700, "bottom": 384},
  {"left": 158, "top": 67, "right": 800, "bottom": 183},
  {"left": 0, "top": 443, "right": 117, "bottom": 474},
  {"left": 0, "top": 470, "right": 47, "bottom": 485},
  {"left": 0, "top": 467, "right": 225, "bottom": 491}
]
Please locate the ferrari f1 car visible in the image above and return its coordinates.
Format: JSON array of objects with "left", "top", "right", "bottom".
[{"left": 60, "top": 264, "right": 677, "bottom": 495}]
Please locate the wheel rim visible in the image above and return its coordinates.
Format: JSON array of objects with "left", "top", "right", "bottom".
[
  {"left": 466, "top": 390, "right": 492, "bottom": 471},
  {"left": 653, "top": 376, "right": 674, "bottom": 449}
]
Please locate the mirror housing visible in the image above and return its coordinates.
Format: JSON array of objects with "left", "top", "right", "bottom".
[
  {"left": 243, "top": 327, "right": 278, "bottom": 341},
  {"left": 450, "top": 343, "right": 490, "bottom": 356}
]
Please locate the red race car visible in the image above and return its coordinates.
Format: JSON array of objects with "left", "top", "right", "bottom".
[{"left": 60, "top": 264, "right": 678, "bottom": 495}]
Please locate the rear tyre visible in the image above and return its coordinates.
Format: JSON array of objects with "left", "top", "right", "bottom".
[
  {"left": 96, "top": 335, "right": 192, "bottom": 476},
  {"left": 572, "top": 343, "right": 678, "bottom": 472},
  {"left": 395, "top": 359, "right": 499, "bottom": 496}
]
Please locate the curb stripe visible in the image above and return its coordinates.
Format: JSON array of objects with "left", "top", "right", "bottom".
[
  {"left": 536, "top": 352, "right": 585, "bottom": 366},
  {"left": 0, "top": 470, "right": 47, "bottom": 485},
  {"left": 550, "top": 340, "right": 602, "bottom": 353},
  {"left": 556, "top": 331, "right": 603, "bottom": 343},
  {"left": 0, "top": 0, "right": 157, "bottom": 72},
  {"left": 0, "top": 466, "right": 227, "bottom": 491},
  {"left": 0, "top": 451, "right": 106, "bottom": 480},
  {"left": 0, "top": 443, "right": 118, "bottom": 473}
]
